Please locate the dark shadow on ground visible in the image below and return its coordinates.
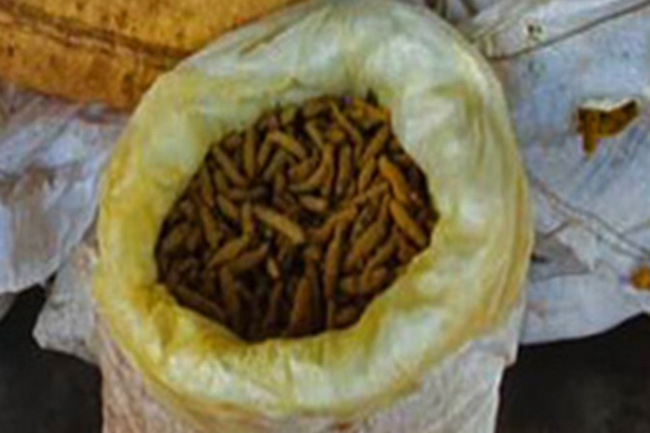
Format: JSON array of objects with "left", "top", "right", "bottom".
[
  {"left": 498, "top": 316, "right": 650, "bottom": 433},
  {"left": 0, "top": 288, "right": 101, "bottom": 433}
]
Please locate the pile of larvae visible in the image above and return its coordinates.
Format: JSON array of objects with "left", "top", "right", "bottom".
[{"left": 155, "top": 95, "right": 437, "bottom": 341}]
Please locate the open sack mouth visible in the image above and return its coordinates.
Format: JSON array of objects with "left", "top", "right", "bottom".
[
  {"left": 155, "top": 93, "right": 438, "bottom": 342},
  {"left": 95, "top": 0, "right": 532, "bottom": 420}
]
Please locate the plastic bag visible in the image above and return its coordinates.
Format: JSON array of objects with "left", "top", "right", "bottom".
[
  {"left": 464, "top": 0, "right": 650, "bottom": 342},
  {"left": 94, "top": 0, "right": 532, "bottom": 431},
  {"left": 0, "top": 82, "right": 125, "bottom": 294}
]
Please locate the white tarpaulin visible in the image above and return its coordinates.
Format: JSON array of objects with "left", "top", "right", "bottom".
[
  {"left": 0, "top": 84, "right": 126, "bottom": 295},
  {"left": 470, "top": 0, "right": 650, "bottom": 342}
]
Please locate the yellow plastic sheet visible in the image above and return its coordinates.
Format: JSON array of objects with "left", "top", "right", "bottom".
[{"left": 94, "top": 0, "right": 533, "bottom": 430}]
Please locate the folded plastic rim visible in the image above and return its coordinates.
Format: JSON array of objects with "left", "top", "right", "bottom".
[{"left": 95, "top": 0, "right": 533, "bottom": 423}]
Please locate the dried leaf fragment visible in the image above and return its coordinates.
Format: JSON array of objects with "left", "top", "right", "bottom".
[
  {"left": 324, "top": 223, "right": 346, "bottom": 299},
  {"left": 212, "top": 145, "right": 247, "bottom": 187},
  {"left": 359, "top": 267, "right": 390, "bottom": 296},
  {"left": 289, "top": 155, "right": 319, "bottom": 182},
  {"left": 309, "top": 207, "right": 358, "bottom": 244},
  {"left": 160, "top": 223, "right": 191, "bottom": 253},
  {"left": 243, "top": 128, "right": 257, "bottom": 178},
  {"left": 229, "top": 244, "right": 269, "bottom": 274},
  {"left": 241, "top": 202, "right": 255, "bottom": 236},
  {"left": 357, "top": 156, "right": 377, "bottom": 192},
  {"left": 291, "top": 146, "right": 334, "bottom": 192},
  {"left": 361, "top": 125, "right": 389, "bottom": 164},
  {"left": 208, "top": 236, "right": 249, "bottom": 267},
  {"left": 379, "top": 155, "right": 411, "bottom": 204},
  {"left": 197, "top": 203, "right": 222, "bottom": 249},
  {"left": 263, "top": 282, "right": 285, "bottom": 331},
  {"left": 253, "top": 205, "right": 306, "bottom": 244},
  {"left": 334, "top": 305, "right": 361, "bottom": 329},
  {"left": 366, "top": 234, "right": 398, "bottom": 270},
  {"left": 220, "top": 268, "right": 244, "bottom": 334},
  {"left": 173, "top": 286, "right": 226, "bottom": 322},
  {"left": 305, "top": 121, "right": 325, "bottom": 148},
  {"left": 336, "top": 145, "right": 353, "bottom": 197},
  {"left": 389, "top": 199, "right": 428, "bottom": 248},
  {"left": 631, "top": 265, "right": 650, "bottom": 291},
  {"left": 351, "top": 181, "right": 389, "bottom": 206},
  {"left": 266, "top": 257, "right": 281, "bottom": 280},
  {"left": 577, "top": 98, "right": 639, "bottom": 156},
  {"left": 267, "top": 130, "right": 308, "bottom": 159},
  {"left": 286, "top": 265, "right": 317, "bottom": 336},
  {"left": 345, "top": 209, "right": 389, "bottom": 269},
  {"left": 262, "top": 151, "right": 290, "bottom": 182},
  {"left": 216, "top": 194, "right": 240, "bottom": 222},
  {"left": 330, "top": 101, "right": 363, "bottom": 148},
  {"left": 299, "top": 195, "right": 329, "bottom": 213}
]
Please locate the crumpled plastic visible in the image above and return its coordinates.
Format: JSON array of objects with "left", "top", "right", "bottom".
[
  {"left": 0, "top": 81, "right": 126, "bottom": 297},
  {"left": 462, "top": 0, "right": 650, "bottom": 342},
  {"left": 33, "top": 230, "right": 98, "bottom": 364},
  {"left": 94, "top": 0, "right": 531, "bottom": 431}
]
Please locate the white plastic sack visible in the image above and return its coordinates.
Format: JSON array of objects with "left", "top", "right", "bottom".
[
  {"left": 0, "top": 82, "right": 126, "bottom": 295},
  {"left": 44, "top": 238, "right": 525, "bottom": 433},
  {"left": 94, "top": 0, "right": 531, "bottom": 431}
]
